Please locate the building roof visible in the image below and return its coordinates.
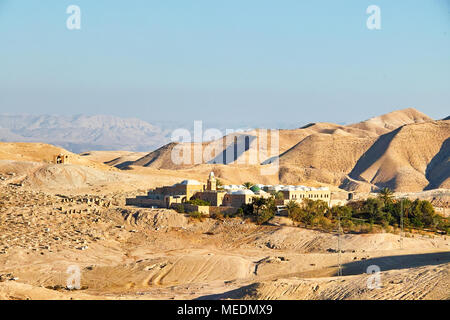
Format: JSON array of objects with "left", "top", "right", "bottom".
[
  {"left": 179, "top": 179, "right": 201, "bottom": 185},
  {"left": 232, "top": 189, "right": 254, "bottom": 195}
]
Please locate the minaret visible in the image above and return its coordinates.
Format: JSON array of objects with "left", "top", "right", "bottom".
[{"left": 207, "top": 172, "right": 216, "bottom": 191}]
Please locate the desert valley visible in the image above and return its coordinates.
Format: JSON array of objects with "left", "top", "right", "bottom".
[{"left": 0, "top": 108, "right": 449, "bottom": 300}]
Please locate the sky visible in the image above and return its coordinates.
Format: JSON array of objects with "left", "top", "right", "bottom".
[{"left": 0, "top": 0, "right": 449, "bottom": 127}]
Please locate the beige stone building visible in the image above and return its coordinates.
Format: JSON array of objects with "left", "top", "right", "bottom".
[
  {"left": 126, "top": 179, "right": 204, "bottom": 208},
  {"left": 126, "top": 172, "right": 332, "bottom": 211},
  {"left": 222, "top": 190, "right": 255, "bottom": 207},
  {"left": 280, "top": 188, "right": 331, "bottom": 206}
]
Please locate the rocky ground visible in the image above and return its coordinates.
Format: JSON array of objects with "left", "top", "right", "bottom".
[{"left": 0, "top": 182, "right": 449, "bottom": 300}]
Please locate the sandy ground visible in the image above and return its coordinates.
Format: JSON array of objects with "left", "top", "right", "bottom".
[
  {"left": 0, "top": 181, "right": 449, "bottom": 300},
  {"left": 0, "top": 145, "right": 448, "bottom": 300}
]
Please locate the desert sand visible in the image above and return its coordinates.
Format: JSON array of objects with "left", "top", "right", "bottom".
[
  {"left": 0, "top": 145, "right": 448, "bottom": 300},
  {"left": 0, "top": 109, "right": 449, "bottom": 301}
]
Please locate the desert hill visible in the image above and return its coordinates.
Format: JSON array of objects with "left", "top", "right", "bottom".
[
  {"left": 347, "top": 108, "right": 432, "bottom": 135},
  {"left": 79, "top": 150, "right": 147, "bottom": 168},
  {"left": 0, "top": 142, "right": 115, "bottom": 172},
  {"left": 278, "top": 133, "right": 376, "bottom": 185},
  {"left": 121, "top": 108, "right": 447, "bottom": 192},
  {"left": 342, "top": 120, "right": 450, "bottom": 192}
]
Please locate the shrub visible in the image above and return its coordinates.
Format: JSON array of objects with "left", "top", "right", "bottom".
[
  {"left": 188, "top": 211, "right": 204, "bottom": 221},
  {"left": 341, "top": 219, "right": 354, "bottom": 230},
  {"left": 210, "top": 212, "right": 224, "bottom": 220},
  {"left": 255, "top": 208, "right": 274, "bottom": 225},
  {"left": 241, "top": 203, "right": 253, "bottom": 215},
  {"left": 288, "top": 207, "right": 306, "bottom": 223},
  {"left": 318, "top": 216, "right": 333, "bottom": 231},
  {"left": 175, "top": 205, "right": 185, "bottom": 213},
  {"left": 236, "top": 208, "right": 244, "bottom": 217},
  {"left": 187, "top": 199, "right": 211, "bottom": 206}
]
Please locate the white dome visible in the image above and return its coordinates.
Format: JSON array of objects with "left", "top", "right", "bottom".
[
  {"left": 232, "top": 189, "right": 254, "bottom": 195},
  {"left": 180, "top": 179, "right": 201, "bottom": 185}
]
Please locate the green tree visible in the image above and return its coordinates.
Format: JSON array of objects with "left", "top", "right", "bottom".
[
  {"left": 242, "top": 182, "right": 254, "bottom": 189},
  {"left": 252, "top": 197, "right": 267, "bottom": 216},
  {"left": 241, "top": 203, "right": 253, "bottom": 215},
  {"left": 362, "top": 198, "right": 386, "bottom": 224},
  {"left": 288, "top": 206, "right": 306, "bottom": 223},
  {"left": 285, "top": 200, "right": 300, "bottom": 216},
  {"left": 274, "top": 191, "right": 285, "bottom": 201},
  {"left": 378, "top": 187, "right": 394, "bottom": 206},
  {"left": 252, "top": 196, "right": 276, "bottom": 224}
]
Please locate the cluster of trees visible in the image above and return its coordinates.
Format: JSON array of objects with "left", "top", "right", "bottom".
[
  {"left": 241, "top": 196, "right": 277, "bottom": 224},
  {"left": 177, "top": 186, "right": 449, "bottom": 235},
  {"left": 285, "top": 188, "right": 449, "bottom": 234},
  {"left": 239, "top": 188, "right": 449, "bottom": 234}
]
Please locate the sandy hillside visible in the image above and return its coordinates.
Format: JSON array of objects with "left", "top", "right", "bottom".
[
  {"left": 79, "top": 150, "right": 147, "bottom": 166},
  {"left": 118, "top": 108, "right": 447, "bottom": 192},
  {"left": 0, "top": 142, "right": 115, "bottom": 172},
  {"left": 344, "top": 121, "right": 450, "bottom": 192},
  {"left": 214, "top": 263, "right": 449, "bottom": 300},
  {"left": 278, "top": 133, "right": 376, "bottom": 186},
  {"left": 347, "top": 108, "right": 432, "bottom": 135}
]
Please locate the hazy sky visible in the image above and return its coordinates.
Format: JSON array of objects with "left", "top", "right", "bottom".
[{"left": 0, "top": 0, "right": 449, "bottom": 127}]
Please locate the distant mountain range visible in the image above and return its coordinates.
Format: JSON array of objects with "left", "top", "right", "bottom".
[
  {"left": 0, "top": 114, "right": 172, "bottom": 153},
  {"left": 0, "top": 114, "right": 307, "bottom": 153}
]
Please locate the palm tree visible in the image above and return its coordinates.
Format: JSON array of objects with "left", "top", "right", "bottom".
[
  {"left": 243, "top": 182, "right": 254, "bottom": 189},
  {"left": 274, "top": 191, "right": 285, "bottom": 201},
  {"left": 378, "top": 187, "right": 394, "bottom": 206},
  {"left": 285, "top": 200, "right": 300, "bottom": 215}
]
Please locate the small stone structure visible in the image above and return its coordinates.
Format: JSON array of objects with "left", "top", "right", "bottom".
[{"left": 53, "top": 154, "right": 69, "bottom": 164}]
